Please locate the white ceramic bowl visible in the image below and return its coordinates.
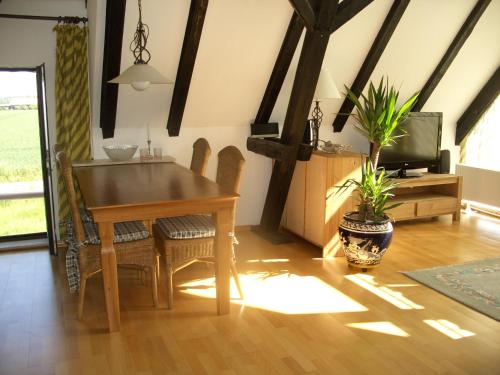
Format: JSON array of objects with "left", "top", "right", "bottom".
[{"left": 103, "top": 145, "right": 138, "bottom": 161}]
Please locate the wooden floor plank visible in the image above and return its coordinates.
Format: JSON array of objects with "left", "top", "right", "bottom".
[{"left": 0, "top": 212, "right": 499, "bottom": 374}]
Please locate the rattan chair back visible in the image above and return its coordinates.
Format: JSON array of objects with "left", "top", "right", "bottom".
[
  {"left": 190, "top": 138, "right": 211, "bottom": 176},
  {"left": 56, "top": 150, "right": 85, "bottom": 242},
  {"left": 216, "top": 146, "right": 245, "bottom": 194}
]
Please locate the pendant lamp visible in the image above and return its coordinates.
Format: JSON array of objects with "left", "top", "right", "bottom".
[{"left": 109, "top": 0, "right": 172, "bottom": 91}]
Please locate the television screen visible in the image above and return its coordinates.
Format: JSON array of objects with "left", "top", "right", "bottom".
[{"left": 379, "top": 112, "right": 442, "bottom": 170}]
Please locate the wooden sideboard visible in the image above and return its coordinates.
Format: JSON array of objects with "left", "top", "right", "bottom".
[
  {"left": 282, "top": 152, "right": 463, "bottom": 258},
  {"left": 282, "top": 151, "right": 363, "bottom": 257}
]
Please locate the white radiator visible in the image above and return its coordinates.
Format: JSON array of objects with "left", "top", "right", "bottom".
[{"left": 456, "top": 164, "right": 500, "bottom": 208}]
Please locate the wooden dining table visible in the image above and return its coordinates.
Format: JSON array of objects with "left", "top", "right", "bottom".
[{"left": 73, "top": 161, "right": 238, "bottom": 332}]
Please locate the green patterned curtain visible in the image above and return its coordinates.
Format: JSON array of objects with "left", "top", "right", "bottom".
[{"left": 54, "top": 24, "right": 92, "bottom": 234}]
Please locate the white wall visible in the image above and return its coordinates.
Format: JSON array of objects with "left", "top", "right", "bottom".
[
  {"left": 86, "top": 0, "right": 500, "bottom": 225},
  {"left": 0, "top": 0, "right": 87, "bottom": 229}
]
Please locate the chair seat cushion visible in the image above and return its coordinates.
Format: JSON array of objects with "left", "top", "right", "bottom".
[
  {"left": 83, "top": 220, "right": 150, "bottom": 245},
  {"left": 156, "top": 215, "right": 215, "bottom": 239}
]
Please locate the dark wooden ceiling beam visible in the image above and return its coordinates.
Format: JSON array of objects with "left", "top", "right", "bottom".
[
  {"left": 332, "top": 0, "right": 410, "bottom": 132},
  {"left": 331, "top": 0, "right": 374, "bottom": 32},
  {"left": 246, "top": 138, "right": 313, "bottom": 162},
  {"left": 247, "top": 138, "right": 292, "bottom": 161},
  {"left": 166, "top": 0, "right": 209, "bottom": 137},
  {"left": 99, "top": 0, "right": 127, "bottom": 139},
  {"left": 413, "top": 0, "right": 491, "bottom": 111},
  {"left": 254, "top": 13, "right": 304, "bottom": 124},
  {"left": 288, "top": 0, "right": 316, "bottom": 30},
  {"left": 317, "top": 0, "right": 339, "bottom": 30},
  {"left": 260, "top": 27, "right": 332, "bottom": 233},
  {"left": 455, "top": 66, "right": 499, "bottom": 145}
]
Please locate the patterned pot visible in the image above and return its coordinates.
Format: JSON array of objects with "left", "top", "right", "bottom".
[{"left": 338, "top": 212, "right": 393, "bottom": 270}]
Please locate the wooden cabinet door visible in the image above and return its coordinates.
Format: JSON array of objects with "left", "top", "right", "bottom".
[
  {"left": 324, "top": 155, "right": 362, "bottom": 256},
  {"left": 304, "top": 154, "right": 327, "bottom": 246}
]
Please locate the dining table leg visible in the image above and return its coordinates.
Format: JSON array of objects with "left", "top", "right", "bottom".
[
  {"left": 214, "top": 206, "right": 234, "bottom": 315},
  {"left": 98, "top": 221, "right": 121, "bottom": 332}
]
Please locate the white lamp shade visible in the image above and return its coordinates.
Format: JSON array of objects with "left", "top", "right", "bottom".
[
  {"left": 109, "top": 63, "right": 173, "bottom": 91},
  {"left": 314, "top": 68, "right": 341, "bottom": 100}
]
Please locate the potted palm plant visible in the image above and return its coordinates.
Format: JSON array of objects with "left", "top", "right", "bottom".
[{"left": 337, "top": 78, "right": 419, "bottom": 270}]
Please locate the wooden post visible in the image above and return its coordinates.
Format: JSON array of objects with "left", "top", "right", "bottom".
[
  {"left": 166, "top": 0, "right": 209, "bottom": 136},
  {"left": 260, "top": 29, "right": 331, "bottom": 232},
  {"left": 249, "top": 0, "right": 380, "bottom": 237}
]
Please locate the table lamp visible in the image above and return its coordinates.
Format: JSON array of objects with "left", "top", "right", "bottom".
[{"left": 311, "top": 68, "right": 341, "bottom": 150}]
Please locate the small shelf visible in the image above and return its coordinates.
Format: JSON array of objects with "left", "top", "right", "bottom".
[
  {"left": 385, "top": 174, "right": 462, "bottom": 222},
  {"left": 389, "top": 193, "right": 456, "bottom": 204}
]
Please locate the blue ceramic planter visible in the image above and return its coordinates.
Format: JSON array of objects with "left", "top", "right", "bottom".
[{"left": 338, "top": 212, "right": 393, "bottom": 270}]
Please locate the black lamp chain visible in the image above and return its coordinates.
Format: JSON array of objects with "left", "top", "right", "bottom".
[{"left": 130, "top": 0, "right": 151, "bottom": 64}]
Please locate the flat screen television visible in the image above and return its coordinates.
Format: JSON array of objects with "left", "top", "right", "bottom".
[{"left": 378, "top": 112, "right": 442, "bottom": 176}]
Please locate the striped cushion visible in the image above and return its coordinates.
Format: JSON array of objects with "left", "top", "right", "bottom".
[
  {"left": 80, "top": 207, "right": 93, "bottom": 222},
  {"left": 64, "top": 220, "right": 149, "bottom": 293},
  {"left": 84, "top": 220, "right": 150, "bottom": 245},
  {"left": 156, "top": 215, "right": 215, "bottom": 239}
]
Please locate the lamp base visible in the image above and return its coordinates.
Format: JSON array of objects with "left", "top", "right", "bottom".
[{"left": 311, "top": 101, "right": 322, "bottom": 151}]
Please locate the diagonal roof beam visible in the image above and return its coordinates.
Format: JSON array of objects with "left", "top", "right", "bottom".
[
  {"left": 332, "top": 0, "right": 410, "bottom": 132},
  {"left": 331, "top": 0, "right": 374, "bottom": 32},
  {"left": 317, "top": 0, "right": 339, "bottom": 30},
  {"left": 99, "top": 0, "right": 127, "bottom": 139},
  {"left": 166, "top": 0, "right": 209, "bottom": 136},
  {"left": 455, "top": 66, "right": 499, "bottom": 145},
  {"left": 254, "top": 12, "right": 304, "bottom": 124},
  {"left": 413, "top": 0, "right": 491, "bottom": 111},
  {"left": 288, "top": 0, "right": 316, "bottom": 30}
]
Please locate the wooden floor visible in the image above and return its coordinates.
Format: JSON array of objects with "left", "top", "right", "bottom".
[{"left": 1, "top": 212, "right": 499, "bottom": 375}]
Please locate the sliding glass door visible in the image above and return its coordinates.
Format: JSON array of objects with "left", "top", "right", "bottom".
[{"left": 0, "top": 66, "right": 56, "bottom": 253}]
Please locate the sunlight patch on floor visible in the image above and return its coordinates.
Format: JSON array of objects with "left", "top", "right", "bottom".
[
  {"left": 345, "top": 274, "right": 424, "bottom": 310},
  {"left": 346, "top": 321, "right": 410, "bottom": 337},
  {"left": 385, "top": 284, "right": 419, "bottom": 288},
  {"left": 423, "top": 320, "right": 475, "bottom": 340},
  {"left": 245, "top": 259, "right": 290, "bottom": 263},
  {"left": 179, "top": 272, "right": 368, "bottom": 314}
]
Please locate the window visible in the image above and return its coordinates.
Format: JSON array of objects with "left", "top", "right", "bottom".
[{"left": 462, "top": 95, "right": 500, "bottom": 171}]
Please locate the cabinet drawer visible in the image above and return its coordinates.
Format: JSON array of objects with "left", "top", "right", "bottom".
[
  {"left": 417, "top": 197, "right": 457, "bottom": 217},
  {"left": 387, "top": 202, "right": 416, "bottom": 220}
]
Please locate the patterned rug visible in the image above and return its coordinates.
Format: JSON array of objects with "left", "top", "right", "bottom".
[{"left": 403, "top": 258, "right": 500, "bottom": 321}]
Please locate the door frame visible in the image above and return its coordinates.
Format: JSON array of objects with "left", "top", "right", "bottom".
[{"left": 0, "top": 66, "right": 57, "bottom": 254}]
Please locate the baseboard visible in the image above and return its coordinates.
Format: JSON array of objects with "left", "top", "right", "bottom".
[
  {"left": 0, "top": 238, "right": 48, "bottom": 252},
  {"left": 464, "top": 200, "right": 500, "bottom": 218}
]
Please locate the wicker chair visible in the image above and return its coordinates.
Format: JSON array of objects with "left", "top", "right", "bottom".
[
  {"left": 190, "top": 138, "right": 211, "bottom": 176},
  {"left": 153, "top": 146, "right": 245, "bottom": 309},
  {"left": 56, "top": 150, "right": 158, "bottom": 319}
]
